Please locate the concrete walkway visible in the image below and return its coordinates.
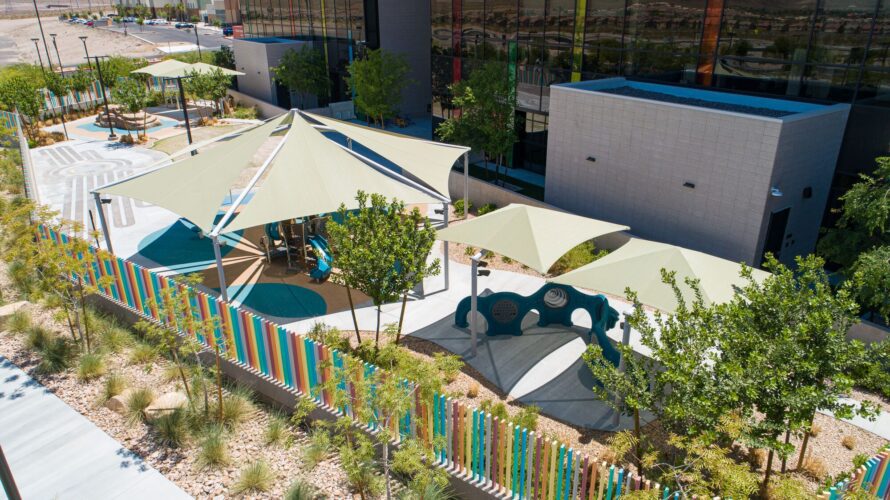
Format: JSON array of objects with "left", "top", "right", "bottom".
[{"left": 0, "top": 357, "right": 191, "bottom": 500}]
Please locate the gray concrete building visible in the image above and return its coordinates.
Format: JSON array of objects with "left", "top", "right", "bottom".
[
  {"left": 545, "top": 78, "right": 850, "bottom": 266},
  {"left": 232, "top": 37, "right": 308, "bottom": 108}
]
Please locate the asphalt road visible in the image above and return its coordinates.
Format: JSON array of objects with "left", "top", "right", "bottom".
[{"left": 98, "top": 23, "right": 232, "bottom": 51}]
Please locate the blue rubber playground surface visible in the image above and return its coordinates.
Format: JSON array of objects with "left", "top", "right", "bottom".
[
  {"left": 134, "top": 218, "right": 242, "bottom": 271},
  {"left": 224, "top": 283, "right": 327, "bottom": 321}
]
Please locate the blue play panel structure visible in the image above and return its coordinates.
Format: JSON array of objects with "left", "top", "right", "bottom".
[
  {"left": 135, "top": 218, "right": 242, "bottom": 271},
  {"left": 225, "top": 283, "right": 327, "bottom": 321},
  {"left": 455, "top": 283, "right": 621, "bottom": 365}
]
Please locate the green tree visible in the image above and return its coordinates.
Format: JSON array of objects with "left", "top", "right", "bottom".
[
  {"left": 346, "top": 48, "right": 410, "bottom": 128},
  {"left": 0, "top": 76, "right": 44, "bottom": 140},
  {"left": 436, "top": 61, "right": 516, "bottom": 186},
  {"left": 98, "top": 56, "right": 142, "bottom": 90},
  {"left": 271, "top": 45, "right": 330, "bottom": 108},
  {"left": 819, "top": 157, "right": 890, "bottom": 321},
  {"left": 68, "top": 69, "right": 95, "bottom": 111},
  {"left": 721, "top": 254, "right": 878, "bottom": 489},
  {"left": 203, "top": 68, "right": 233, "bottom": 116},
  {"left": 213, "top": 45, "right": 236, "bottom": 70},
  {"left": 43, "top": 71, "right": 71, "bottom": 119},
  {"left": 112, "top": 77, "right": 149, "bottom": 137},
  {"left": 327, "top": 192, "right": 440, "bottom": 350}
]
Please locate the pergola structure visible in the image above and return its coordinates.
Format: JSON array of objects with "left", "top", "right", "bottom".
[{"left": 93, "top": 109, "right": 471, "bottom": 301}]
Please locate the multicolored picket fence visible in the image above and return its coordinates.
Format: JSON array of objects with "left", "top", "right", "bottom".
[
  {"left": 47, "top": 225, "right": 890, "bottom": 499},
  {"left": 821, "top": 447, "right": 890, "bottom": 499}
]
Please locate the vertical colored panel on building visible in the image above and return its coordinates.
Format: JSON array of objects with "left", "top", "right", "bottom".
[
  {"left": 696, "top": 0, "right": 724, "bottom": 86},
  {"left": 452, "top": 0, "right": 462, "bottom": 82},
  {"left": 571, "top": 0, "right": 588, "bottom": 82}
]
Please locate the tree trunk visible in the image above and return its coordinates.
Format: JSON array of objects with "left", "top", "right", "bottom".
[
  {"left": 61, "top": 302, "right": 79, "bottom": 344},
  {"left": 214, "top": 341, "right": 224, "bottom": 422},
  {"left": 395, "top": 293, "right": 408, "bottom": 344},
  {"left": 78, "top": 281, "right": 91, "bottom": 353},
  {"left": 346, "top": 286, "right": 361, "bottom": 345},
  {"left": 633, "top": 407, "right": 641, "bottom": 470},
  {"left": 171, "top": 349, "right": 193, "bottom": 405},
  {"left": 796, "top": 415, "right": 814, "bottom": 470},
  {"left": 374, "top": 305, "right": 381, "bottom": 353},
  {"left": 780, "top": 428, "right": 791, "bottom": 473},
  {"left": 383, "top": 438, "right": 392, "bottom": 500},
  {"left": 762, "top": 449, "right": 774, "bottom": 494}
]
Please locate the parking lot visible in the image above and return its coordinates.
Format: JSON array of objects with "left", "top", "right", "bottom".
[{"left": 98, "top": 22, "right": 232, "bottom": 52}]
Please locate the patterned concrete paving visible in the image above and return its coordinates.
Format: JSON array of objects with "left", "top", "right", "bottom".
[{"left": 0, "top": 357, "right": 191, "bottom": 500}]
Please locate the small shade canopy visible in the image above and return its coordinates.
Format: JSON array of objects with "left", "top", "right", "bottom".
[
  {"left": 306, "top": 113, "right": 469, "bottom": 197},
  {"left": 131, "top": 59, "right": 194, "bottom": 78},
  {"left": 550, "top": 237, "right": 771, "bottom": 312},
  {"left": 435, "top": 203, "right": 629, "bottom": 274},
  {"left": 217, "top": 112, "right": 441, "bottom": 234},
  {"left": 97, "top": 114, "right": 289, "bottom": 232},
  {"left": 132, "top": 60, "right": 244, "bottom": 79}
]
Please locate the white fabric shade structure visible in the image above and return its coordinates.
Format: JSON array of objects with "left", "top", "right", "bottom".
[
  {"left": 131, "top": 60, "right": 245, "bottom": 78},
  {"left": 98, "top": 114, "right": 289, "bottom": 233},
  {"left": 93, "top": 109, "right": 457, "bottom": 302},
  {"left": 435, "top": 203, "right": 629, "bottom": 356},
  {"left": 435, "top": 203, "right": 629, "bottom": 274},
  {"left": 550, "top": 237, "right": 771, "bottom": 312},
  {"left": 307, "top": 113, "right": 469, "bottom": 198},
  {"left": 217, "top": 112, "right": 441, "bottom": 234}
]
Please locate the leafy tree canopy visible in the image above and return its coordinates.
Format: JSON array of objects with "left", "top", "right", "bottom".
[
  {"left": 345, "top": 48, "right": 410, "bottom": 127},
  {"left": 271, "top": 45, "right": 330, "bottom": 108}
]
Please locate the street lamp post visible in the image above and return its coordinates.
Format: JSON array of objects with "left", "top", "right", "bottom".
[
  {"left": 30, "top": 0, "right": 53, "bottom": 72},
  {"left": 79, "top": 36, "right": 92, "bottom": 69},
  {"left": 194, "top": 26, "right": 202, "bottom": 59},
  {"left": 88, "top": 55, "right": 117, "bottom": 141},
  {"left": 30, "top": 38, "right": 46, "bottom": 74},
  {"left": 175, "top": 76, "right": 196, "bottom": 155},
  {"left": 49, "top": 33, "right": 70, "bottom": 141}
]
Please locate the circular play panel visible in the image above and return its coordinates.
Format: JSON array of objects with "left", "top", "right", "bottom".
[
  {"left": 136, "top": 219, "right": 242, "bottom": 269},
  {"left": 226, "top": 283, "right": 327, "bottom": 320}
]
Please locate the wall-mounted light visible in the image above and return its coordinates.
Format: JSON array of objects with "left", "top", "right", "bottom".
[
  {"left": 586, "top": 156, "right": 596, "bottom": 163},
  {"left": 683, "top": 182, "right": 695, "bottom": 189},
  {"left": 770, "top": 187, "right": 783, "bottom": 197},
  {"left": 477, "top": 269, "right": 491, "bottom": 277},
  {"left": 99, "top": 196, "right": 112, "bottom": 204}
]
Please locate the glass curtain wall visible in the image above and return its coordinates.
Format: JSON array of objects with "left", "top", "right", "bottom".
[{"left": 431, "top": 0, "right": 890, "bottom": 189}]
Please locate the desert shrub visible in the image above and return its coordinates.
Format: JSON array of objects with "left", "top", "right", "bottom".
[
  {"left": 515, "top": 405, "right": 540, "bottom": 431},
  {"left": 264, "top": 413, "right": 288, "bottom": 446},
  {"left": 452, "top": 199, "right": 471, "bottom": 218},
  {"left": 801, "top": 454, "right": 828, "bottom": 480},
  {"left": 126, "top": 387, "right": 154, "bottom": 424},
  {"left": 842, "top": 435, "right": 857, "bottom": 450},
  {"left": 466, "top": 381, "right": 479, "bottom": 398},
  {"left": 26, "top": 325, "right": 53, "bottom": 351},
  {"left": 226, "top": 105, "right": 258, "bottom": 120},
  {"left": 769, "top": 474, "right": 812, "bottom": 500},
  {"left": 290, "top": 395, "right": 316, "bottom": 430},
  {"left": 501, "top": 255, "right": 514, "bottom": 264},
  {"left": 339, "top": 433, "right": 383, "bottom": 498},
  {"left": 476, "top": 203, "right": 497, "bottom": 216},
  {"left": 851, "top": 340, "right": 890, "bottom": 398},
  {"left": 809, "top": 423, "right": 823, "bottom": 437},
  {"left": 101, "top": 373, "right": 127, "bottom": 401},
  {"left": 219, "top": 386, "right": 254, "bottom": 428},
  {"left": 549, "top": 240, "right": 608, "bottom": 275},
  {"left": 464, "top": 245, "right": 476, "bottom": 257},
  {"left": 284, "top": 479, "right": 321, "bottom": 500},
  {"left": 77, "top": 353, "right": 106, "bottom": 381},
  {"left": 432, "top": 352, "right": 463, "bottom": 383},
  {"left": 6, "top": 309, "right": 32, "bottom": 334},
  {"left": 197, "top": 426, "right": 230, "bottom": 468},
  {"left": 479, "top": 399, "right": 509, "bottom": 421},
  {"left": 8, "top": 260, "right": 34, "bottom": 296},
  {"left": 232, "top": 460, "right": 274, "bottom": 494},
  {"left": 303, "top": 427, "right": 331, "bottom": 469},
  {"left": 307, "top": 322, "right": 349, "bottom": 351},
  {"left": 129, "top": 342, "right": 157, "bottom": 365},
  {"left": 155, "top": 408, "right": 188, "bottom": 447},
  {"left": 37, "top": 337, "right": 74, "bottom": 374},
  {"left": 98, "top": 326, "right": 133, "bottom": 353}
]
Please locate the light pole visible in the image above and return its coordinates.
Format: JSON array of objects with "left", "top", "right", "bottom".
[
  {"left": 89, "top": 55, "right": 117, "bottom": 141},
  {"left": 30, "top": 38, "right": 46, "bottom": 74},
  {"left": 49, "top": 33, "right": 70, "bottom": 140},
  {"left": 194, "top": 26, "right": 202, "bottom": 59},
  {"left": 79, "top": 36, "right": 92, "bottom": 69},
  {"left": 175, "top": 75, "right": 196, "bottom": 155},
  {"left": 30, "top": 0, "right": 53, "bottom": 71}
]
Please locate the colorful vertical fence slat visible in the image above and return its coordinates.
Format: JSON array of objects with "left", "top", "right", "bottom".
[
  {"left": 820, "top": 447, "right": 890, "bottom": 500},
  {"left": 37, "top": 227, "right": 743, "bottom": 500}
]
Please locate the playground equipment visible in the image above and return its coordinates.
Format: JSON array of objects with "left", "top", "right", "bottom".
[
  {"left": 308, "top": 234, "right": 332, "bottom": 281},
  {"left": 455, "top": 283, "right": 621, "bottom": 365}
]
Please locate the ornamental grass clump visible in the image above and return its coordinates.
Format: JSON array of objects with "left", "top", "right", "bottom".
[
  {"left": 6, "top": 309, "right": 32, "bottom": 334},
  {"left": 125, "top": 387, "right": 154, "bottom": 424},
  {"left": 232, "top": 460, "right": 274, "bottom": 494},
  {"left": 77, "top": 352, "right": 106, "bottom": 381},
  {"left": 155, "top": 408, "right": 188, "bottom": 448},
  {"left": 101, "top": 373, "right": 127, "bottom": 402},
  {"left": 197, "top": 425, "right": 230, "bottom": 468}
]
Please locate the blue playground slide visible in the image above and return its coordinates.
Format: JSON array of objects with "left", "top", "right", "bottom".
[{"left": 308, "top": 235, "right": 332, "bottom": 281}]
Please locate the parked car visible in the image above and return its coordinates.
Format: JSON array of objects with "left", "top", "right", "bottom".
[
  {"left": 175, "top": 22, "right": 195, "bottom": 29},
  {"left": 86, "top": 20, "right": 94, "bottom": 26},
  {"left": 153, "top": 18, "right": 169, "bottom": 24},
  {"left": 222, "top": 25, "right": 233, "bottom": 36},
  {"left": 123, "top": 16, "right": 136, "bottom": 22}
]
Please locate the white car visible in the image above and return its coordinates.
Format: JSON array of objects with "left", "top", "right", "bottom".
[{"left": 152, "top": 18, "right": 168, "bottom": 25}]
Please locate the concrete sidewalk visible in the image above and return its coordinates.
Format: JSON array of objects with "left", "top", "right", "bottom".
[{"left": 0, "top": 356, "right": 191, "bottom": 500}]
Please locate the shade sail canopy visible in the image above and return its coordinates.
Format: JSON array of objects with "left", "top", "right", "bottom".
[
  {"left": 218, "top": 112, "right": 440, "bottom": 234},
  {"left": 435, "top": 203, "right": 629, "bottom": 274},
  {"left": 131, "top": 59, "right": 193, "bottom": 78},
  {"left": 188, "top": 62, "right": 245, "bottom": 76},
  {"left": 97, "top": 114, "right": 289, "bottom": 232},
  {"left": 306, "top": 112, "right": 469, "bottom": 197},
  {"left": 550, "top": 238, "right": 771, "bottom": 312}
]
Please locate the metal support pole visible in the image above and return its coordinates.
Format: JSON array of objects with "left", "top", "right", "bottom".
[
  {"left": 212, "top": 235, "right": 228, "bottom": 301},
  {"left": 176, "top": 77, "right": 195, "bottom": 155},
  {"left": 612, "top": 315, "right": 632, "bottom": 427},
  {"left": 443, "top": 202, "right": 449, "bottom": 291},
  {"left": 50, "top": 34, "right": 69, "bottom": 141},
  {"left": 463, "top": 151, "right": 469, "bottom": 219},
  {"left": 90, "top": 56, "right": 117, "bottom": 140},
  {"left": 92, "top": 192, "right": 113, "bottom": 253},
  {"left": 470, "top": 251, "right": 482, "bottom": 357},
  {"left": 194, "top": 26, "right": 202, "bottom": 59}
]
